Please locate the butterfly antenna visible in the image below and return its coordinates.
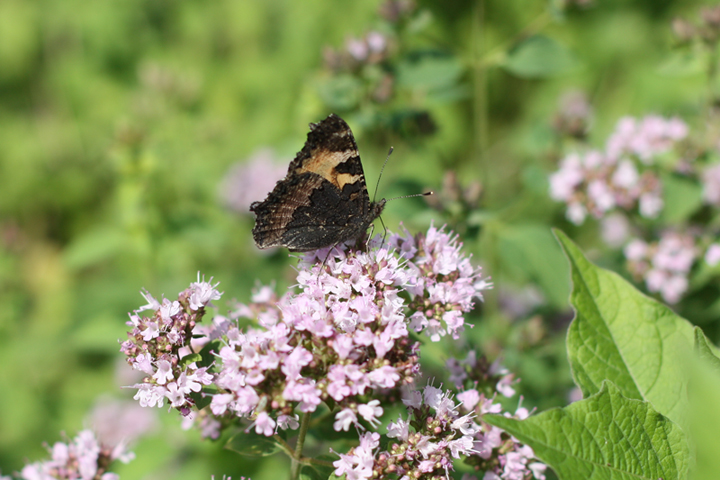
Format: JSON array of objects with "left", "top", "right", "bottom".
[
  {"left": 386, "top": 191, "right": 434, "bottom": 202},
  {"left": 373, "top": 147, "right": 394, "bottom": 203}
]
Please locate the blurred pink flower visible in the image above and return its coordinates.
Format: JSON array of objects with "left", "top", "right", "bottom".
[
  {"left": 705, "top": 243, "right": 720, "bottom": 266},
  {"left": 346, "top": 37, "right": 369, "bottom": 61},
  {"left": 624, "top": 231, "right": 697, "bottom": 303},
  {"left": 606, "top": 115, "right": 688, "bottom": 162},
  {"left": 87, "top": 398, "right": 158, "bottom": 447},
  {"left": 18, "top": 430, "right": 133, "bottom": 480},
  {"left": 220, "top": 148, "right": 287, "bottom": 214},
  {"left": 702, "top": 163, "right": 720, "bottom": 206},
  {"left": 600, "top": 213, "right": 630, "bottom": 248},
  {"left": 549, "top": 115, "right": 686, "bottom": 224}
]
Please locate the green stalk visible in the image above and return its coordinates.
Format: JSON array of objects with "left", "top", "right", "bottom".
[{"left": 289, "top": 412, "right": 311, "bottom": 480}]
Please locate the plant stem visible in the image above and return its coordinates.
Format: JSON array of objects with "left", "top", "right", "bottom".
[
  {"left": 289, "top": 412, "right": 311, "bottom": 480},
  {"left": 472, "top": 0, "right": 487, "bottom": 184}
]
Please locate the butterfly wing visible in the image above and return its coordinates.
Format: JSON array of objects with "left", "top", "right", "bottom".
[{"left": 250, "top": 114, "right": 382, "bottom": 251}]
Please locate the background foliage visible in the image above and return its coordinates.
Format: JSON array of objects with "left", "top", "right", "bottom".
[{"left": 0, "top": 0, "right": 715, "bottom": 478}]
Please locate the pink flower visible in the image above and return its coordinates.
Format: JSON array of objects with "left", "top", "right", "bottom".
[
  {"left": 153, "top": 360, "right": 173, "bottom": 385},
  {"left": 188, "top": 274, "right": 222, "bottom": 311},
  {"left": 281, "top": 346, "right": 312, "bottom": 381},
  {"left": 457, "top": 389, "right": 481, "bottom": 411},
  {"left": 703, "top": 163, "right": 720, "bottom": 206},
  {"left": 334, "top": 408, "right": 358, "bottom": 432},
  {"left": 277, "top": 414, "right": 299, "bottom": 430},
  {"left": 220, "top": 149, "right": 287, "bottom": 214},
  {"left": 252, "top": 412, "right": 276, "bottom": 436},
  {"left": 549, "top": 153, "right": 584, "bottom": 201},
  {"left": 624, "top": 231, "right": 697, "bottom": 303},
  {"left": 283, "top": 381, "right": 322, "bottom": 413},
  {"left": 600, "top": 213, "right": 630, "bottom": 248},
  {"left": 18, "top": 430, "right": 133, "bottom": 480},
  {"left": 549, "top": 115, "right": 688, "bottom": 224},
  {"left": 705, "top": 243, "right": 720, "bottom": 266},
  {"left": 358, "top": 400, "right": 383, "bottom": 427},
  {"left": 367, "top": 366, "right": 399, "bottom": 388},
  {"left": 210, "top": 393, "right": 234, "bottom": 415},
  {"left": 387, "top": 417, "right": 410, "bottom": 440}
]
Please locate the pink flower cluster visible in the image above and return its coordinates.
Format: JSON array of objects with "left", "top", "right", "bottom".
[
  {"left": 332, "top": 374, "right": 546, "bottom": 480},
  {"left": 445, "top": 352, "right": 546, "bottom": 480},
  {"left": 447, "top": 351, "right": 518, "bottom": 399},
  {"left": 122, "top": 226, "right": 491, "bottom": 441},
  {"left": 333, "top": 385, "right": 479, "bottom": 480},
  {"left": 8, "top": 430, "right": 133, "bottom": 480},
  {"left": 324, "top": 31, "right": 391, "bottom": 72},
  {"left": 204, "top": 226, "right": 491, "bottom": 436},
  {"left": 624, "top": 231, "right": 697, "bottom": 304},
  {"left": 120, "top": 274, "right": 222, "bottom": 412},
  {"left": 388, "top": 227, "right": 492, "bottom": 341},
  {"left": 550, "top": 115, "right": 688, "bottom": 224},
  {"left": 605, "top": 116, "right": 688, "bottom": 161}
]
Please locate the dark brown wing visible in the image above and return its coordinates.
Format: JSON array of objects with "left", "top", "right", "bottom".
[{"left": 250, "top": 114, "right": 383, "bottom": 251}]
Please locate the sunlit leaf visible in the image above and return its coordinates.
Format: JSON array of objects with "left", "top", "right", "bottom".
[
  {"left": 556, "top": 230, "right": 695, "bottom": 427},
  {"left": 486, "top": 383, "right": 690, "bottom": 480}
]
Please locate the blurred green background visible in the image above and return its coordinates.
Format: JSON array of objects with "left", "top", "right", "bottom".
[{"left": 0, "top": 0, "right": 713, "bottom": 478}]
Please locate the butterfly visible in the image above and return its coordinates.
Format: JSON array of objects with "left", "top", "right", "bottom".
[{"left": 250, "top": 114, "right": 386, "bottom": 252}]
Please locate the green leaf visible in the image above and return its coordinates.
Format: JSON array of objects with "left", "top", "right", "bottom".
[
  {"left": 555, "top": 230, "right": 695, "bottom": 427},
  {"left": 500, "top": 35, "right": 578, "bottom": 78},
  {"left": 63, "top": 226, "right": 130, "bottom": 270},
  {"left": 496, "top": 225, "right": 570, "bottom": 307},
  {"left": 300, "top": 459, "right": 335, "bottom": 480},
  {"left": 198, "top": 339, "right": 222, "bottom": 368},
  {"left": 225, "top": 431, "right": 281, "bottom": 457},
  {"left": 685, "top": 353, "right": 720, "bottom": 480},
  {"left": 486, "top": 382, "right": 690, "bottom": 480},
  {"left": 396, "top": 52, "right": 464, "bottom": 90},
  {"left": 693, "top": 326, "right": 720, "bottom": 374},
  {"left": 189, "top": 387, "right": 215, "bottom": 410},
  {"left": 659, "top": 173, "right": 704, "bottom": 224},
  {"left": 657, "top": 49, "right": 708, "bottom": 77},
  {"left": 317, "top": 75, "right": 362, "bottom": 110},
  {"left": 179, "top": 353, "right": 202, "bottom": 368}
]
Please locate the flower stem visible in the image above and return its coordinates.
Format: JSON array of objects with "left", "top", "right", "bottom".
[{"left": 289, "top": 412, "right": 311, "bottom": 480}]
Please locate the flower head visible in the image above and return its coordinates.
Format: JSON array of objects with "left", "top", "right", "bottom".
[
  {"left": 549, "top": 115, "right": 688, "bottom": 224},
  {"left": 17, "top": 430, "right": 133, "bottom": 480}
]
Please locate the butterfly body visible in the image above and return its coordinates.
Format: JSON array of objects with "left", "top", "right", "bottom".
[{"left": 250, "top": 114, "right": 385, "bottom": 252}]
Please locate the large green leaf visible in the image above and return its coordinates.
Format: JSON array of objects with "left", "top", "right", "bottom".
[
  {"left": 686, "top": 351, "right": 720, "bottom": 480},
  {"left": 486, "top": 382, "right": 690, "bottom": 480},
  {"left": 693, "top": 327, "right": 720, "bottom": 374},
  {"left": 556, "top": 230, "right": 695, "bottom": 427}
]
